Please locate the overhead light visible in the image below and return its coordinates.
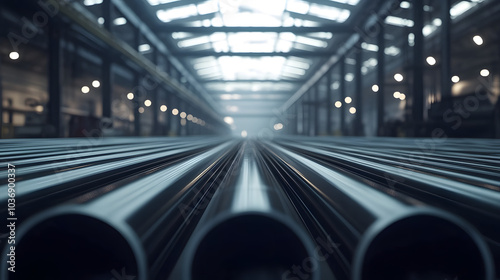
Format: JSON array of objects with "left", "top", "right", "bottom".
[
  {"left": 372, "top": 84, "right": 379, "bottom": 92},
  {"left": 385, "top": 46, "right": 401, "bottom": 56},
  {"left": 480, "top": 69, "right": 489, "bottom": 77},
  {"left": 349, "top": 107, "right": 356, "bottom": 114},
  {"left": 399, "top": 93, "right": 406, "bottom": 100},
  {"left": 400, "top": 1, "right": 410, "bottom": 9},
  {"left": 160, "top": 105, "right": 167, "bottom": 112},
  {"left": 35, "top": 105, "right": 44, "bottom": 113},
  {"left": 193, "top": 117, "right": 199, "bottom": 123},
  {"left": 97, "top": 17, "right": 105, "bottom": 25},
  {"left": 180, "top": 112, "right": 187, "bottom": 119},
  {"left": 345, "top": 73, "right": 354, "bottom": 82},
  {"left": 9, "top": 52, "right": 19, "bottom": 60},
  {"left": 81, "top": 86, "right": 90, "bottom": 94},
  {"left": 345, "top": 97, "right": 352, "bottom": 104},
  {"left": 172, "top": 108, "right": 179, "bottom": 116},
  {"left": 138, "top": 44, "right": 151, "bottom": 53},
  {"left": 394, "top": 73, "right": 404, "bottom": 82},
  {"left": 361, "top": 42, "right": 379, "bottom": 52},
  {"left": 127, "top": 93, "right": 134, "bottom": 100},
  {"left": 393, "top": 91, "right": 401, "bottom": 98},
  {"left": 408, "top": 33, "right": 415, "bottom": 46},
  {"left": 450, "top": 1, "right": 474, "bottom": 18},
  {"left": 83, "top": 0, "right": 103, "bottom": 6},
  {"left": 426, "top": 56, "right": 436, "bottom": 66},
  {"left": 224, "top": 116, "right": 234, "bottom": 125},
  {"left": 473, "top": 35, "right": 483, "bottom": 46},
  {"left": 385, "top": 16, "right": 414, "bottom": 27},
  {"left": 274, "top": 123, "right": 284, "bottom": 130},
  {"left": 331, "top": 82, "right": 340, "bottom": 90},
  {"left": 241, "top": 130, "right": 248, "bottom": 138},
  {"left": 113, "top": 17, "right": 127, "bottom": 26},
  {"left": 451, "top": 75, "right": 460, "bottom": 83},
  {"left": 335, "top": 101, "right": 342, "bottom": 108},
  {"left": 138, "top": 107, "right": 145, "bottom": 114},
  {"left": 144, "top": 99, "right": 152, "bottom": 107},
  {"left": 92, "top": 80, "right": 100, "bottom": 88},
  {"left": 187, "top": 114, "right": 193, "bottom": 121}
]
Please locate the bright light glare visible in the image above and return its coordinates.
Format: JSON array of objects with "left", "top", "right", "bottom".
[
  {"left": 144, "top": 100, "right": 152, "bottom": 107},
  {"left": 224, "top": 116, "right": 234, "bottom": 125},
  {"left": 372, "top": 84, "right": 379, "bottom": 92},
  {"left": 451, "top": 76, "right": 460, "bottom": 83},
  {"left": 113, "top": 17, "right": 127, "bottom": 26},
  {"left": 180, "top": 112, "right": 187, "bottom": 118},
  {"left": 426, "top": 56, "right": 436, "bottom": 66},
  {"left": 349, "top": 107, "right": 356, "bottom": 114},
  {"left": 399, "top": 93, "right": 406, "bottom": 100},
  {"left": 127, "top": 93, "right": 134, "bottom": 100},
  {"left": 241, "top": 130, "right": 248, "bottom": 138},
  {"left": 92, "top": 80, "right": 100, "bottom": 88},
  {"left": 172, "top": 108, "right": 179, "bottom": 115},
  {"left": 9, "top": 52, "right": 20, "bottom": 60},
  {"left": 160, "top": 105, "right": 167, "bottom": 112},
  {"left": 393, "top": 91, "right": 401, "bottom": 98},
  {"left": 345, "top": 97, "right": 352, "bottom": 104},
  {"left": 274, "top": 123, "right": 284, "bottom": 130},
  {"left": 394, "top": 73, "right": 404, "bottom": 82},
  {"left": 480, "top": 69, "right": 489, "bottom": 77},
  {"left": 473, "top": 35, "right": 483, "bottom": 46},
  {"left": 335, "top": 101, "right": 342, "bottom": 108},
  {"left": 81, "top": 86, "right": 90, "bottom": 94}
]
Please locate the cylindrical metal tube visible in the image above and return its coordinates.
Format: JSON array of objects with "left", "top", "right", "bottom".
[
  {"left": 264, "top": 142, "right": 495, "bottom": 280},
  {"left": 0, "top": 138, "right": 224, "bottom": 224},
  {"left": 183, "top": 142, "right": 319, "bottom": 280},
  {"left": 1, "top": 141, "right": 238, "bottom": 280},
  {"left": 277, "top": 137, "right": 500, "bottom": 277}
]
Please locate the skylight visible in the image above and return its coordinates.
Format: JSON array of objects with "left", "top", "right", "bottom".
[
  {"left": 147, "top": 0, "right": 361, "bottom": 110},
  {"left": 150, "top": 0, "right": 356, "bottom": 25}
]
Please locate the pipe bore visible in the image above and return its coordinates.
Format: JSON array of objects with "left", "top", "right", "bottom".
[
  {"left": 354, "top": 212, "right": 494, "bottom": 280},
  {"left": 190, "top": 213, "right": 314, "bottom": 280},
  {"left": 8, "top": 213, "right": 142, "bottom": 280}
]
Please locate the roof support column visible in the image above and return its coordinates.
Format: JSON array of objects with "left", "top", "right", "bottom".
[
  {"left": 441, "top": 0, "right": 452, "bottom": 107},
  {"left": 313, "top": 85, "right": 319, "bottom": 136},
  {"left": 48, "top": 19, "right": 63, "bottom": 137},
  {"left": 326, "top": 70, "right": 333, "bottom": 135},
  {"left": 339, "top": 57, "right": 346, "bottom": 136},
  {"left": 376, "top": 21, "right": 386, "bottom": 136},
  {"left": 354, "top": 43, "right": 364, "bottom": 136},
  {"left": 412, "top": 0, "right": 424, "bottom": 137}
]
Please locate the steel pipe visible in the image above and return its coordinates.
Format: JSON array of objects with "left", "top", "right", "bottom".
[
  {"left": 1, "top": 141, "right": 238, "bottom": 280},
  {"left": 263, "top": 142, "right": 495, "bottom": 280},
  {"left": 183, "top": 142, "right": 319, "bottom": 280}
]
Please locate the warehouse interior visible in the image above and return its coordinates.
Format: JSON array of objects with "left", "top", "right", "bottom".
[{"left": 1, "top": 0, "right": 500, "bottom": 280}]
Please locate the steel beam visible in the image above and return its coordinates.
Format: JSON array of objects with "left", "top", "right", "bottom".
[
  {"left": 339, "top": 57, "right": 346, "bottom": 135},
  {"left": 441, "top": 0, "right": 452, "bottom": 107},
  {"left": 153, "top": 25, "right": 354, "bottom": 34},
  {"left": 376, "top": 21, "right": 385, "bottom": 136},
  {"left": 354, "top": 43, "right": 363, "bottom": 136},
  {"left": 172, "top": 51, "right": 334, "bottom": 58},
  {"left": 411, "top": 0, "right": 424, "bottom": 136},
  {"left": 326, "top": 70, "right": 333, "bottom": 135},
  {"left": 48, "top": 20, "right": 63, "bottom": 137}
]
